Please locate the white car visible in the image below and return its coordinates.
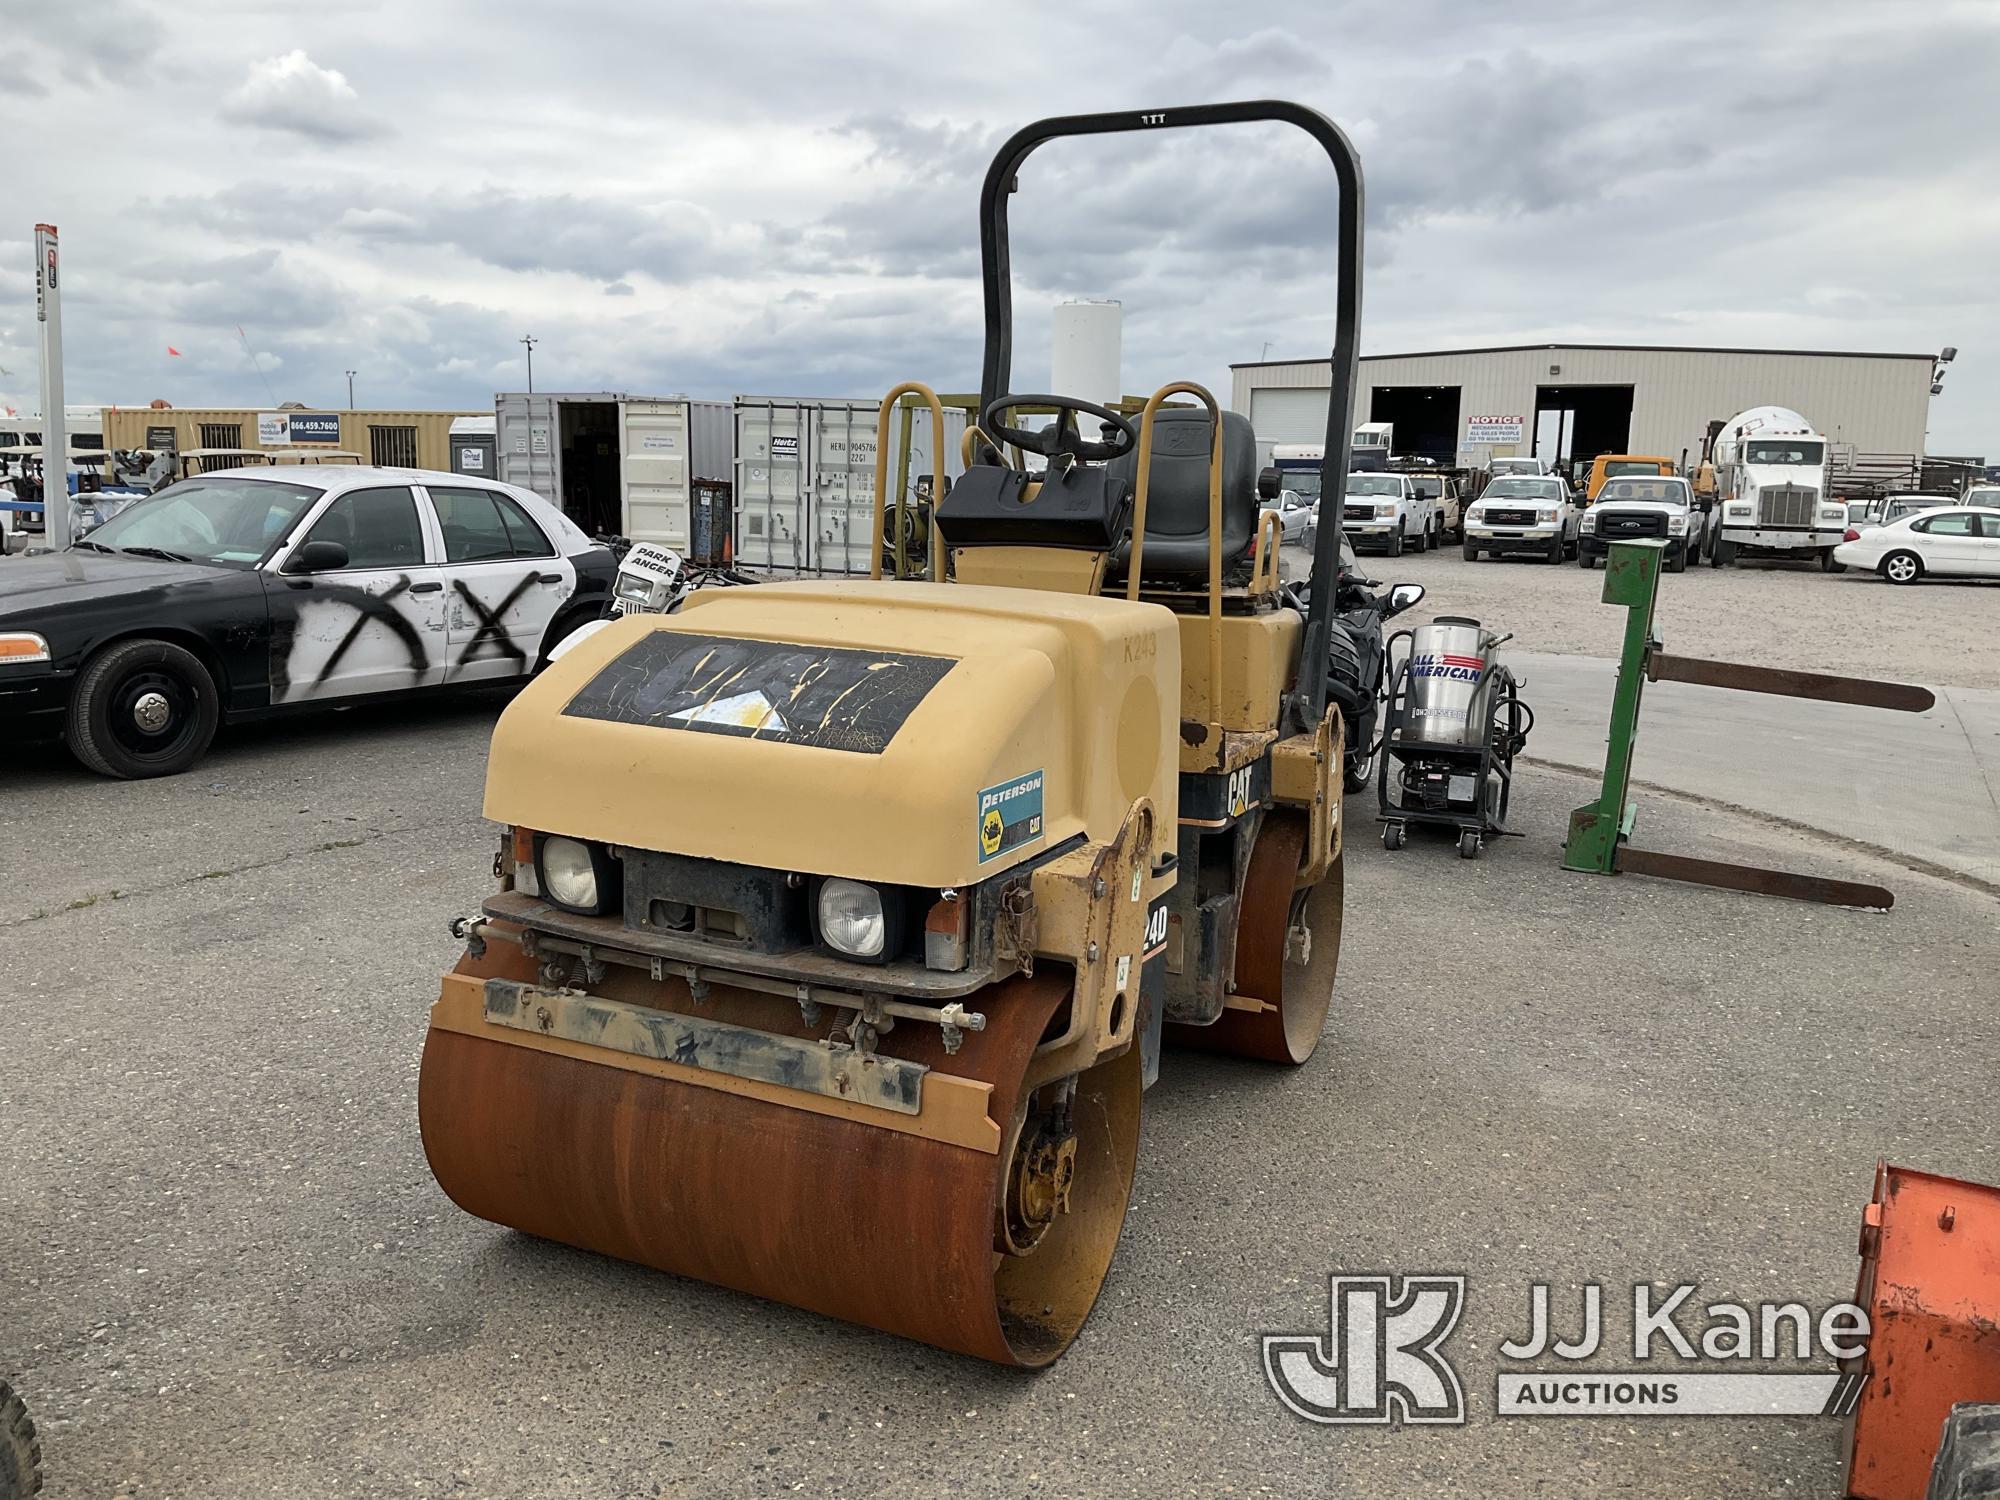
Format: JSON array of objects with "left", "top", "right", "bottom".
[
  {"left": 1340, "top": 472, "right": 1440, "bottom": 556},
  {"left": 1579, "top": 475, "right": 1705, "bottom": 572},
  {"left": 1461, "top": 475, "right": 1579, "bottom": 563},
  {"left": 1260, "top": 488, "right": 1314, "bottom": 546},
  {"left": 1488, "top": 456, "right": 1555, "bottom": 478},
  {"left": 1833, "top": 505, "right": 2000, "bottom": 584},
  {"left": 1873, "top": 492, "right": 1963, "bottom": 528}
]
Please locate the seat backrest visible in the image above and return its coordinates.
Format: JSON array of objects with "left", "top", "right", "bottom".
[{"left": 1106, "top": 408, "right": 1259, "bottom": 582}]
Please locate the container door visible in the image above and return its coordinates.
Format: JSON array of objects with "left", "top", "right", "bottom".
[
  {"left": 619, "top": 399, "right": 693, "bottom": 550},
  {"left": 496, "top": 395, "right": 559, "bottom": 507},
  {"left": 735, "top": 401, "right": 810, "bottom": 573},
  {"left": 812, "top": 401, "right": 876, "bottom": 576}
]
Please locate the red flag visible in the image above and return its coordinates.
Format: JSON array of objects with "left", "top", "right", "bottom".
[{"left": 167, "top": 346, "right": 182, "bottom": 357}]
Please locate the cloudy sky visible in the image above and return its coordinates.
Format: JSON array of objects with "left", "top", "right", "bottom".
[{"left": 1, "top": 0, "right": 1994, "bottom": 455}]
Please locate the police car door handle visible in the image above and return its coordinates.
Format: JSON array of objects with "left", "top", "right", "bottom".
[
  {"left": 408, "top": 580, "right": 443, "bottom": 593},
  {"left": 535, "top": 571, "right": 562, "bottom": 584}
]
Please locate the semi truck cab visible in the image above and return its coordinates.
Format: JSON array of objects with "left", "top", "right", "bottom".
[{"left": 1709, "top": 411, "right": 1849, "bottom": 567}]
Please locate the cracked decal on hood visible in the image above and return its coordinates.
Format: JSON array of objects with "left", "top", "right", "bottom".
[{"left": 561, "top": 631, "right": 955, "bottom": 754}]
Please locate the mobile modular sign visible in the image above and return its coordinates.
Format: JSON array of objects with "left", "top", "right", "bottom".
[{"left": 258, "top": 412, "right": 343, "bottom": 445}]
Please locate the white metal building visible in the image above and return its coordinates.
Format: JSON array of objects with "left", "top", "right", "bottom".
[{"left": 1230, "top": 343, "right": 1938, "bottom": 471}]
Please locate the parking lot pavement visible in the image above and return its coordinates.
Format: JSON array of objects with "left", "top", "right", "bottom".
[
  {"left": 1516, "top": 652, "right": 2000, "bottom": 889},
  {"left": 1286, "top": 539, "right": 1998, "bottom": 690},
  {"left": 5, "top": 706, "right": 1996, "bottom": 1498},
  {"left": 1283, "top": 538, "right": 2000, "bottom": 885}
]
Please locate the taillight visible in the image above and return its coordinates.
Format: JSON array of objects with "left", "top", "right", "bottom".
[{"left": 1843, "top": 528, "right": 1860, "bottom": 542}]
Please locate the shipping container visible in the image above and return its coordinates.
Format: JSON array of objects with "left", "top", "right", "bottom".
[
  {"left": 733, "top": 397, "right": 966, "bottom": 575},
  {"left": 494, "top": 392, "right": 731, "bottom": 549},
  {"left": 448, "top": 415, "right": 497, "bottom": 478},
  {"left": 102, "top": 407, "right": 480, "bottom": 470}
]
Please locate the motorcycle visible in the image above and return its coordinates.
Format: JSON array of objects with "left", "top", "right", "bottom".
[
  {"left": 546, "top": 543, "right": 761, "bottom": 667},
  {"left": 1286, "top": 543, "right": 1425, "bottom": 793}
]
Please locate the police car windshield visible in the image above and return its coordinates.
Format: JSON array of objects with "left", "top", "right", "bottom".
[{"left": 86, "top": 475, "right": 326, "bottom": 568}]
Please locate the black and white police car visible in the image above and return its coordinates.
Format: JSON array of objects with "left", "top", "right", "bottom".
[{"left": 0, "top": 464, "right": 615, "bottom": 777}]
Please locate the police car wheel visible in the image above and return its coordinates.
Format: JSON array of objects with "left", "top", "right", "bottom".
[{"left": 68, "top": 638, "right": 220, "bottom": 780}]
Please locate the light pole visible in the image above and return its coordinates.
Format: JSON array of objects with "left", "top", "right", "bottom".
[
  {"left": 520, "top": 335, "right": 538, "bottom": 394},
  {"left": 345, "top": 370, "right": 356, "bottom": 410}
]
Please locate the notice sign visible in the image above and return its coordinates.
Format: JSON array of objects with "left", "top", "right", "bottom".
[{"left": 1467, "top": 415, "right": 1525, "bottom": 445}]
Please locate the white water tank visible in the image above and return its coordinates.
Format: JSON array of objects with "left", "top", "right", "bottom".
[{"left": 1050, "top": 300, "right": 1122, "bottom": 409}]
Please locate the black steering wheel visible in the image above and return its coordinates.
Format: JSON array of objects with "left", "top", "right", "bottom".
[{"left": 981, "top": 394, "right": 1137, "bottom": 465}]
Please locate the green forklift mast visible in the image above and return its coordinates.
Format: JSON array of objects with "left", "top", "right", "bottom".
[{"left": 1561, "top": 538, "right": 1935, "bottom": 909}]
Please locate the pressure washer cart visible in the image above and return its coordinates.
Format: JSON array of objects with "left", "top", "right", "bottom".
[{"left": 1377, "top": 615, "right": 1532, "bottom": 858}]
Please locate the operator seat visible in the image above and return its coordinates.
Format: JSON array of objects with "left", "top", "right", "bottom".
[{"left": 1105, "top": 408, "right": 1259, "bottom": 586}]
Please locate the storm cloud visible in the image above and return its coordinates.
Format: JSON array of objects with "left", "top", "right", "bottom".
[{"left": 0, "top": 0, "right": 1992, "bottom": 455}]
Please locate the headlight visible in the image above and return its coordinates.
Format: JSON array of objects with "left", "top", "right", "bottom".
[
  {"left": 614, "top": 571, "right": 667, "bottom": 610},
  {"left": 816, "top": 877, "right": 887, "bottom": 960},
  {"left": 1667, "top": 514, "right": 1688, "bottom": 533},
  {"left": 1377, "top": 504, "right": 1398, "bottom": 518},
  {"left": 1579, "top": 512, "right": 1597, "bottom": 532},
  {"left": 538, "top": 835, "right": 615, "bottom": 914},
  {"left": 1537, "top": 507, "right": 1559, "bottom": 523},
  {"left": 1819, "top": 507, "right": 1845, "bottom": 521},
  {"left": 0, "top": 631, "right": 51, "bottom": 664},
  {"left": 1727, "top": 505, "right": 1752, "bottom": 518}
]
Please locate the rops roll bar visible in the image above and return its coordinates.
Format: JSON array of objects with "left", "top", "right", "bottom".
[{"left": 975, "top": 100, "right": 1365, "bottom": 732}]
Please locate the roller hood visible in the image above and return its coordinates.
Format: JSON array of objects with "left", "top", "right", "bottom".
[{"left": 484, "top": 580, "right": 1179, "bottom": 890}]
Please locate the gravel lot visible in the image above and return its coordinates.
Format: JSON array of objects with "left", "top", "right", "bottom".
[
  {"left": 3, "top": 558, "right": 1995, "bottom": 1498},
  {"left": 1293, "top": 542, "right": 1997, "bottom": 689},
  {"left": 6, "top": 708, "right": 1995, "bottom": 1500}
]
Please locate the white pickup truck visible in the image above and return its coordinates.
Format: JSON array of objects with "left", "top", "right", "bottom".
[{"left": 1340, "top": 471, "right": 1440, "bottom": 556}]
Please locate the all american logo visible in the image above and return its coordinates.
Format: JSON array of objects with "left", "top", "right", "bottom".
[{"left": 1410, "top": 652, "right": 1485, "bottom": 683}]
